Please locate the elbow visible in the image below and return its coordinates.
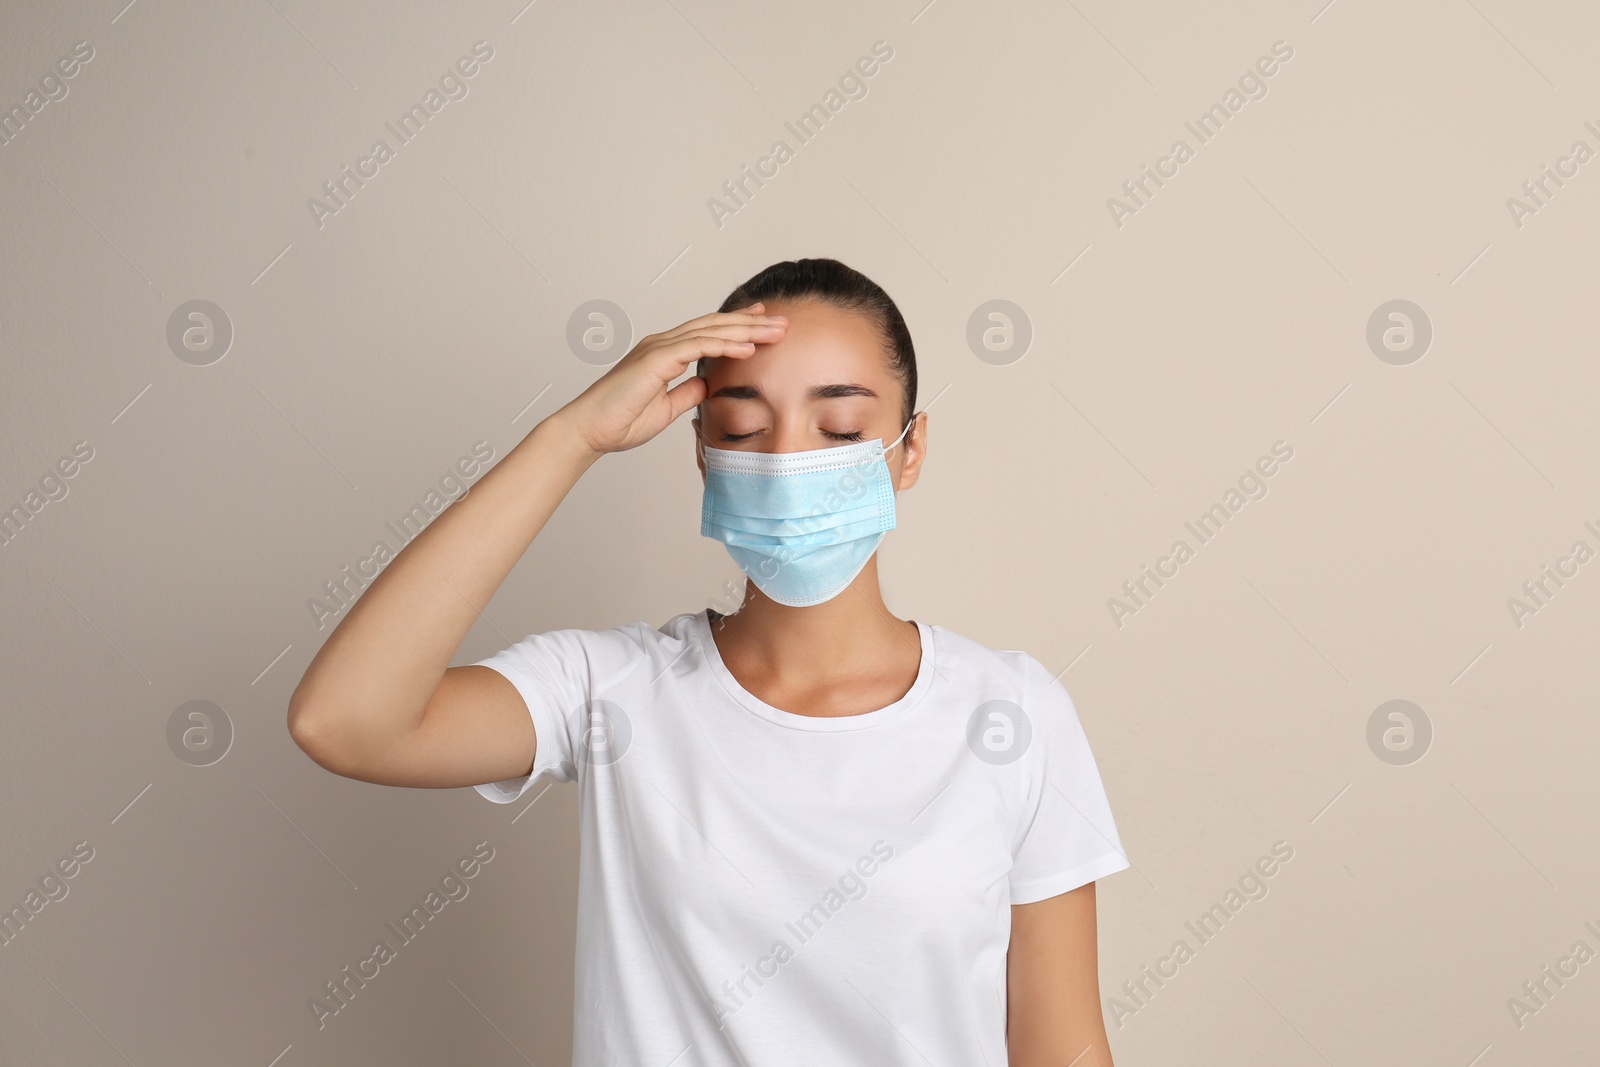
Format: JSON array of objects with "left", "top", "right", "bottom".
[
  {"left": 287, "top": 694, "right": 397, "bottom": 781},
  {"left": 287, "top": 697, "right": 348, "bottom": 773}
]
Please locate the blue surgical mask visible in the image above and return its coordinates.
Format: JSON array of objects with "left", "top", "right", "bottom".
[{"left": 699, "top": 419, "right": 914, "bottom": 607}]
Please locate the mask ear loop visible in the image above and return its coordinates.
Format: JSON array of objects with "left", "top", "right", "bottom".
[
  {"left": 883, "top": 414, "right": 916, "bottom": 461},
  {"left": 692, "top": 416, "right": 716, "bottom": 461}
]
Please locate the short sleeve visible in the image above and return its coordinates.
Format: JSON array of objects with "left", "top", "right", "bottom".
[
  {"left": 1006, "top": 654, "right": 1130, "bottom": 904},
  {"left": 468, "top": 623, "right": 650, "bottom": 804}
]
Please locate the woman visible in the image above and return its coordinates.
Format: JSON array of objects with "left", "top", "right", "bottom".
[{"left": 288, "top": 258, "right": 1130, "bottom": 1066}]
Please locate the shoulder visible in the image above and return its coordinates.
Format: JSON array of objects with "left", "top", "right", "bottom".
[
  {"left": 924, "top": 623, "right": 1084, "bottom": 737},
  {"left": 924, "top": 622, "right": 1064, "bottom": 695},
  {"left": 475, "top": 611, "right": 703, "bottom": 688}
]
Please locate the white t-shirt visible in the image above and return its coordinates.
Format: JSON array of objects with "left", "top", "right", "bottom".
[{"left": 473, "top": 608, "right": 1129, "bottom": 1066}]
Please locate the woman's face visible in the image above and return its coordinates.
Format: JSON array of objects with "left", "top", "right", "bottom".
[{"left": 693, "top": 296, "right": 925, "bottom": 490}]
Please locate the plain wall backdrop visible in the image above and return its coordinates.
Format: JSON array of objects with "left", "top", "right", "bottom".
[{"left": 2, "top": 0, "right": 1597, "bottom": 1063}]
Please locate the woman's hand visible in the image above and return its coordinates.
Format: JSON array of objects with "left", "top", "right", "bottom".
[{"left": 559, "top": 302, "right": 788, "bottom": 456}]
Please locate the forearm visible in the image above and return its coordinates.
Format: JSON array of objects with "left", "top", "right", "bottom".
[
  {"left": 1007, "top": 1024, "right": 1115, "bottom": 1067},
  {"left": 288, "top": 407, "right": 599, "bottom": 745},
  {"left": 1007, "top": 886, "right": 1116, "bottom": 1066}
]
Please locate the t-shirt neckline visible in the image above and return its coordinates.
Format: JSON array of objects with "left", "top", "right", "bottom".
[{"left": 689, "top": 608, "right": 935, "bottom": 732}]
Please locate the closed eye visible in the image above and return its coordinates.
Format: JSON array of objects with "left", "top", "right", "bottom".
[{"left": 720, "top": 429, "right": 866, "bottom": 443}]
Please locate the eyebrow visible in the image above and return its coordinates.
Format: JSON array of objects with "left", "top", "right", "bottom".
[{"left": 707, "top": 383, "right": 880, "bottom": 402}]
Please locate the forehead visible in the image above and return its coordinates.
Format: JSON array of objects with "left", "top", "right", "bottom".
[{"left": 702, "top": 297, "right": 894, "bottom": 392}]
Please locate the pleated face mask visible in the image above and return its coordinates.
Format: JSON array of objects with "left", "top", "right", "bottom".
[{"left": 699, "top": 419, "right": 914, "bottom": 607}]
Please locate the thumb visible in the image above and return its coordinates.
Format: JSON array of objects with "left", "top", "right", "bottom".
[{"left": 663, "top": 374, "right": 707, "bottom": 422}]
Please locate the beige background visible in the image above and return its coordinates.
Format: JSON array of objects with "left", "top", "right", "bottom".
[{"left": 2, "top": 0, "right": 1597, "bottom": 1062}]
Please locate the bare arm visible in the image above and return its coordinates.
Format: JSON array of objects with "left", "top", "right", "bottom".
[
  {"left": 287, "top": 410, "right": 597, "bottom": 786},
  {"left": 1007, "top": 882, "right": 1116, "bottom": 1067},
  {"left": 287, "top": 304, "right": 788, "bottom": 788}
]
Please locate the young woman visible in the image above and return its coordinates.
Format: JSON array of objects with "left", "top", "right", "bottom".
[{"left": 289, "top": 259, "right": 1130, "bottom": 1066}]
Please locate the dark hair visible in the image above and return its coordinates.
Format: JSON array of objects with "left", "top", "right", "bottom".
[{"left": 699, "top": 258, "right": 917, "bottom": 429}]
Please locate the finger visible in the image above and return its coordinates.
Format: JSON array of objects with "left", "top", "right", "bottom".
[
  {"left": 648, "top": 323, "right": 786, "bottom": 367},
  {"left": 646, "top": 326, "right": 784, "bottom": 375},
  {"left": 648, "top": 332, "right": 771, "bottom": 378},
  {"left": 663, "top": 372, "right": 708, "bottom": 421},
  {"left": 674, "top": 322, "right": 788, "bottom": 345},
  {"left": 656, "top": 313, "right": 779, "bottom": 345},
  {"left": 656, "top": 306, "right": 784, "bottom": 343}
]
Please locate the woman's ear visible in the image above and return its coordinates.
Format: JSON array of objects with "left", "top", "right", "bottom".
[{"left": 895, "top": 412, "right": 927, "bottom": 491}]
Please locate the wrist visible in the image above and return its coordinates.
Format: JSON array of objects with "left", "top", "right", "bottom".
[{"left": 531, "top": 406, "right": 605, "bottom": 471}]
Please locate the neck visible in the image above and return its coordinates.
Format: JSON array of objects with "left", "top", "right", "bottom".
[{"left": 709, "top": 556, "right": 918, "bottom": 675}]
